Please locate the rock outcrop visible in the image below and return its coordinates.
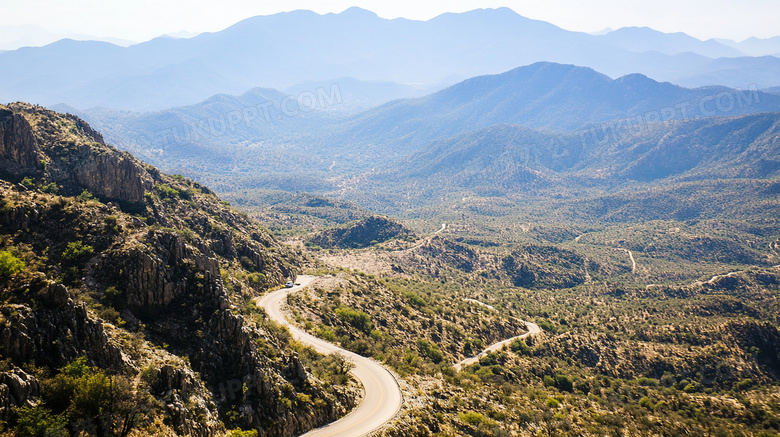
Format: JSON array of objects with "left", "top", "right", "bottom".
[
  {"left": 0, "top": 108, "right": 42, "bottom": 174},
  {"left": 152, "top": 365, "right": 225, "bottom": 437},
  {"left": 0, "top": 280, "right": 128, "bottom": 372},
  {"left": 1, "top": 103, "right": 153, "bottom": 206},
  {"left": 0, "top": 368, "right": 39, "bottom": 419},
  {"left": 72, "top": 149, "right": 153, "bottom": 205},
  {"left": 95, "top": 229, "right": 345, "bottom": 435}
]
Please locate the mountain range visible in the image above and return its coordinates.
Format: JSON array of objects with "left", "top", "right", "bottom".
[
  {"left": 65, "top": 62, "right": 780, "bottom": 181},
  {"left": 3, "top": 8, "right": 780, "bottom": 437},
  {"left": 2, "top": 7, "right": 780, "bottom": 111},
  {"left": 325, "top": 62, "right": 780, "bottom": 157}
]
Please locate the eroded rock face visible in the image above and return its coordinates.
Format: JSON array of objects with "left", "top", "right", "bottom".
[
  {"left": 73, "top": 149, "right": 154, "bottom": 205},
  {"left": 0, "top": 109, "right": 42, "bottom": 173},
  {"left": 0, "top": 104, "right": 152, "bottom": 206},
  {"left": 119, "top": 231, "right": 221, "bottom": 310},
  {"left": 0, "top": 281, "right": 129, "bottom": 372},
  {"left": 92, "top": 229, "right": 347, "bottom": 436},
  {"left": 153, "top": 366, "right": 225, "bottom": 437},
  {"left": 0, "top": 368, "right": 39, "bottom": 419}
]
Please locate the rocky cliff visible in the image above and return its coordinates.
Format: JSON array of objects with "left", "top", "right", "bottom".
[
  {"left": 0, "top": 107, "right": 42, "bottom": 175},
  {"left": 1, "top": 103, "right": 153, "bottom": 206},
  {"left": 0, "top": 104, "right": 358, "bottom": 436}
]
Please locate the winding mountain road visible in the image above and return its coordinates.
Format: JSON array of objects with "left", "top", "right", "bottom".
[
  {"left": 255, "top": 276, "right": 403, "bottom": 437},
  {"left": 622, "top": 249, "right": 637, "bottom": 274},
  {"left": 454, "top": 321, "right": 542, "bottom": 371}
]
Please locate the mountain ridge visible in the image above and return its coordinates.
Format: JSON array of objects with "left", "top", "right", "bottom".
[
  {"left": 324, "top": 62, "right": 780, "bottom": 158},
  {"left": 3, "top": 8, "right": 780, "bottom": 111}
]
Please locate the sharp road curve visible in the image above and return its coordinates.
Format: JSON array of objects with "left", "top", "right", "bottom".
[
  {"left": 454, "top": 321, "right": 542, "bottom": 371},
  {"left": 255, "top": 276, "right": 403, "bottom": 437}
]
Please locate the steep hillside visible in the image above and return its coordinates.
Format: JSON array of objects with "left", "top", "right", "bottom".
[
  {"left": 576, "top": 112, "right": 780, "bottom": 181},
  {"left": 0, "top": 103, "right": 358, "bottom": 436},
  {"left": 346, "top": 112, "right": 780, "bottom": 210},
  {"left": 329, "top": 62, "right": 780, "bottom": 156}
]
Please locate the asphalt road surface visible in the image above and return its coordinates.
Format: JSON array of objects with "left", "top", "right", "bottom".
[{"left": 255, "top": 275, "right": 403, "bottom": 437}]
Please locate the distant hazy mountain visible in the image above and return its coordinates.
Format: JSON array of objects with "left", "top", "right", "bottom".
[
  {"left": 60, "top": 86, "right": 343, "bottom": 175},
  {"left": 598, "top": 27, "right": 744, "bottom": 58},
  {"left": 2, "top": 7, "right": 780, "bottom": 111},
  {"left": 328, "top": 62, "right": 780, "bottom": 156},
  {"left": 0, "top": 24, "right": 136, "bottom": 50},
  {"left": 717, "top": 36, "right": 780, "bottom": 57},
  {"left": 283, "top": 78, "right": 444, "bottom": 113},
  {"left": 65, "top": 61, "right": 780, "bottom": 181}
]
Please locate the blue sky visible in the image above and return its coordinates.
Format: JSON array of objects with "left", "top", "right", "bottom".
[{"left": 1, "top": 0, "right": 778, "bottom": 49}]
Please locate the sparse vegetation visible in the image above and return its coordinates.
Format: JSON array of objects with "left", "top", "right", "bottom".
[{"left": 2, "top": 79, "right": 780, "bottom": 437}]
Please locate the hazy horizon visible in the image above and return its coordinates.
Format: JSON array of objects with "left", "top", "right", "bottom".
[{"left": 2, "top": 1, "right": 780, "bottom": 51}]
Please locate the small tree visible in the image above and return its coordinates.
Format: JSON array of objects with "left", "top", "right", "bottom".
[
  {"left": 329, "top": 353, "right": 354, "bottom": 375},
  {"left": 77, "top": 189, "right": 96, "bottom": 202},
  {"left": 20, "top": 177, "right": 35, "bottom": 190}
]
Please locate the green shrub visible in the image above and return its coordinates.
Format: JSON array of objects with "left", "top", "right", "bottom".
[
  {"left": 247, "top": 273, "right": 266, "bottom": 286},
  {"left": 459, "top": 411, "right": 486, "bottom": 425},
  {"left": 416, "top": 338, "right": 444, "bottom": 363},
  {"left": 556, "top": 374, "right": 574, "bottom": 392},
  {"left": 546, "top": 398, "right": 560, "bottom": 408},
  {"left": 735, "top": 379, "right": 754, "bottom": 391},
  {"left": 61, "top": 241, "right": 93, "bottom": 262},
  {"left": 637, "top": 377, "right": 659, "bottom": 387},
  {"left": 335, "top": 306, "right": 373, "bottom": 333},
  {"left": 228, "top": 429, "right": 258, "bottom": 437},
  {"left": 316, "top": 325, "right": 337, "bottom": 341},
  {"left": 40, "top": 182, "right": 58, "bottom": 194},
  {"left": 404, "top": 291, "right": 427, "bottom": 308},
  {"left": 155, "top": 183, "right": 180, "bottom": 199},
  {"left": 102, "top": 286, "right": 122, "bottom": 306},
  {"left": 537, "top": 320, "right": 556, "bottom": 333},
  {"left": 97, "top": 306, "right": 123, "bottom": 326},
  {"left": 0, "top": 251, "right": 25, "bottom": 277},
  {"left": 43, "top": 357, "right": 136, "bottom": 431},
  {"left": 510, "top": 339, "right": 532, "bottom": 355},
  {"left": 20, "top": 177, "right": 35, "bottom": 190},
  {"left": 77, "top": 189, "right": 96, "bottom": 201},
  {"left": 14, "top": 405, "right": 67, "bottom": 437}
]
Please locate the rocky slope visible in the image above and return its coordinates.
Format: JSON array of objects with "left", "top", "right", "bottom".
[
  {"left": 307, "top": 215, "right": 415, "bottom": 249},
  {"left": 0, "top": 103, "right": 358, "bottom": 436}
]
